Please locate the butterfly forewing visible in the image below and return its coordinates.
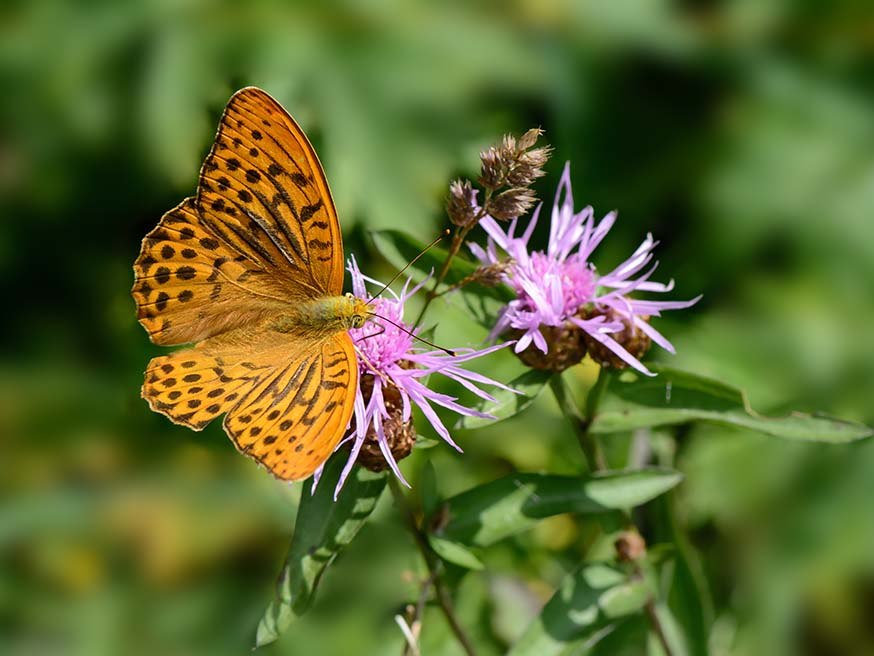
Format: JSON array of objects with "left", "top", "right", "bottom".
[
  {"left": 133, "top": 198, "right": 290, "bottom": 345},
  {"left": 197, "top": 87, "right": 345, "bottom": 297}
]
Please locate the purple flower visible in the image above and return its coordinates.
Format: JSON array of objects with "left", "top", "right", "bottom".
[
  {"left": 469, "top": 162, "right": 700, "bottom": 375},
  {"left": 318, "top": 257, "right": 514, "bottom": 498}
]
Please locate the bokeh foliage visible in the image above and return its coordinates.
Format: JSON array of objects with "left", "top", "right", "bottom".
[{"left": 2, "top": 1, "right": 873, "bottom": 654}]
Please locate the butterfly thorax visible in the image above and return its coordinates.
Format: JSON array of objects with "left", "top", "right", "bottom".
[{"left": 270, "top": 293, "right": 369, "bottom": 339}]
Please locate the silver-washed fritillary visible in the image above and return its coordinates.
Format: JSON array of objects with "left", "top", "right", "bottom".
[{"left": 132, "top": 87, "right": 368, "bottom": 480}]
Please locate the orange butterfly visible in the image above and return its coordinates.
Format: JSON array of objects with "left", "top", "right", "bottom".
[{"left": 132, "top": 87, "right": 368, "bottom": 481}]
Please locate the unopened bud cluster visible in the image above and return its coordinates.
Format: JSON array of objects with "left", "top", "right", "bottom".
[
  {"left": 446, "top": 128, "right": 551, "bottom": 226},
  {"left": 448, "top": 260, "right": 514, "bottom": 293}
]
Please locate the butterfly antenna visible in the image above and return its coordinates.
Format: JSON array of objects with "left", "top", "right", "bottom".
[
  {"left": 366, "top": 229, "right": 450, "bottom": 305},
  {"left": 366, "top": 312, "right": 456, "bottom": 357}
]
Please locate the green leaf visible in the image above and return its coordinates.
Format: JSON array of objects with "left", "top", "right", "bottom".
[
  {"left": 413, "top": 435, "right": 441, "bottom": 450},
  {"left": 458, "top": 368, "right": 554, "bottom": 429},
  {"left": 591, "top": 365, "right": 874, "bottom": 443},
  {"left": 255, "top": 456, "right": 387, "bottom": 647},
  {"left": 428, "top": 534, "right": 485, "bottom": 570},
  {"left": 647, "top": 492, "right": 712, "bottom": 656},
  {"left": 432, "top": 469, "right": 683, "bottom": 547},
  {"left": 507, "top": 563, "right": 652, "bottom": 656}
]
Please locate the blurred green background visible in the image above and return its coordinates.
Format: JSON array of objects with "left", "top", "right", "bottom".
[{"left": 2, "top": 1, "right": 874, "bottom": 654}]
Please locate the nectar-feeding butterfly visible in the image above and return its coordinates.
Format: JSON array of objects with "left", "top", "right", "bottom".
[{"left": 132, "top": 87, "right": 369, "bottom": 481}]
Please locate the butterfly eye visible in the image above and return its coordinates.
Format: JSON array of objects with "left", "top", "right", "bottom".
[{"left": 350, "top": 314, "right": 365, "bottom": 329}]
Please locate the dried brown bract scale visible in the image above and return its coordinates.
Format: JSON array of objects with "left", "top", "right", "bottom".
[
  {"left": 349, "top": 364, "right": 417, "bottom": 472},
  {"left": 507, "top": 322, "right": 588, "bottom": 372},
  {"left": 580, "top": 307, "right": 652, "bottom": 370}
]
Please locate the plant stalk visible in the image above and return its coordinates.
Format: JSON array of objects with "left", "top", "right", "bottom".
[
  {"left": 550, "top": 367, "right": 674, "bottom": 656},
  {"left": 388, "top": 477, "right": 476, "bottom": 656},
  {"left": 548, "top": 372, "right": 607, "bottom": 471}
]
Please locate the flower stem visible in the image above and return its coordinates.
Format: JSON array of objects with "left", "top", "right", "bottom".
[
  {"left": 550, "top": 368, "right": 674, "bottom": 655},
  {"left": 415, "top": 223, "right": 470, "bottom": 326},
  {"left": 388, "top": 477, "right": 477, "bottom": 656},
  {"left": 584, "top": 366, "right": 611, "bottom": 428},
  {"left": 644, "top": 597, "right": 674, "bottom": 656},
  {"left": 415, "top": 185, "right": 495, "bottom": 326},
  {"left": 548, "top": 372, "right": 607, "bottom": 471}
]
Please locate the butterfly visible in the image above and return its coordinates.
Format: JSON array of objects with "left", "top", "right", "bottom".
[{"left": 132, "top": 87, "right": 369, "bottom": 481}]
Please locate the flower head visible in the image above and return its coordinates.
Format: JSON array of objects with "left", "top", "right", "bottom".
[
  {"left": 469, "top": 162, "right": 700, "bottom": 374},
  {"left": 319, "top": 257, "right": 513, "bottom": 498}
]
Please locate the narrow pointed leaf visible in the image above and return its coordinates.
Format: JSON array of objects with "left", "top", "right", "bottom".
[
  {"left": 255, "top": 456, "right": 387, "bottom": 647},
  {"left": 591, "top": 365, "right": 873, "bottom": 443},
  {"left": 432, "top": 469, "right": 682, "bottom": 547},
  {"left": 428, "top": 535, "right": 485, "bottom": 570},
  {"left": 420, "top": 459, "right": 439, "bottom": 518},
  {"left": 508, "top": 564, "right": 652, "bottom": 656}
]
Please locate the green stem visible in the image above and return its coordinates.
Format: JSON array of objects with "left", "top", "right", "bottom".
[
  {"left": 643, "top": 596, "right": 674, "bottom": 656},
  {"left": 388, "top": 478, "right": 477, "bottom": 656},
  {"left": 584, "top": 366, "right": 611, "bottom": 429},
  {"left": 414, "top": 224, "right": 468, "bottom": 326},
  {"left": 415, "top": 188, "right": 494, "bottom": 326},
  {"left": 549, "top": 369, "right": 675, "bottom": 655},
  {"left": 548, "top": 373, "right": 607, "bottom": 471}
]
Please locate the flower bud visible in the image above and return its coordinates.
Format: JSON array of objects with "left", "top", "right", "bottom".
[
  {"left": 446, "top": 179, "right": 479, "bottom": 227},
  {"left": 507, "top": 146, "right": 551, "bottom": 186},
  {"left": 478, "top": 146, "right": 506, "bottom": 190},
  {"left": 470, "top": 260, "right": 512, "bottom": 288},
  {"left": 614, "top": 530, "right": 646, "bottom": 562},
  {"left": 487, "top": 187, "right": 537, "bottom": 222},
  {"left": 478, "top": 129, "right": 551, "bottom": 193}
]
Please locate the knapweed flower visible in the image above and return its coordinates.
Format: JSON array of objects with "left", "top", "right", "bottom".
[
  {"left": 320, "top": 257, "right": 513, "bottom": 497},
  {"left": 469, "top": 162, "right": 700, "bottom": 375}
]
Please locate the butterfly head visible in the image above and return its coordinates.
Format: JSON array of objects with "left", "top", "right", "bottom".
[{"left": 344, "top": 292, "right": 369, "bottom": 330}]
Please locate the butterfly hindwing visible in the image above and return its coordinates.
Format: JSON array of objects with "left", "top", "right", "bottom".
[
  {"left": 142, "top": 347, "right": 251, "bottom": 430},
  {"left": 142, "top": 326, "right": 358, "bottom": 481},
  {"left": 224, "top": 333, "right": 358, "bottom": 480},
  {"left": 197, "top": 87, "right": 345, "bottom": 298}
]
